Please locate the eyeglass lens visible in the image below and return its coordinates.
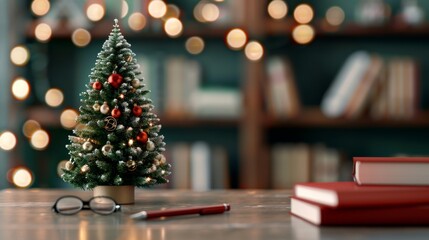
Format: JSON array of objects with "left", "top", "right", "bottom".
[
  {"left": 55, "top": 196, "right": 83, "bottom": 215},
  {"left": 89, "top": 197, "right": 117, "bottom": 215},
  {"left": 55, "top": 196, "right": 117, "bottom": 215}
]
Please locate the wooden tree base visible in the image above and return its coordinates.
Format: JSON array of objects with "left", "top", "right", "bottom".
[{"left": 93, "top": 185, "right": 135, "bottom": 204}]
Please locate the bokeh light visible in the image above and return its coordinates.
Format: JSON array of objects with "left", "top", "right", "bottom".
[
  {"left": 86, "top": 3, "right": 105, "bottom": 22},
  {"left": 292, "top": 24, "right": 315, "bottom": 44},
  {"left": 148, "top": 0, "right": 167, "bottom": 19},
  {"left": 30, "top": 129, "right": 50, "bottom": 150},
  {"left": 45, "top": 88, "right": 64, "bottom": 107},
  {"left": 22, "top": 120, "right": 41, "bottom": 138},
  {"left": 57, "top": 160, "right": 69, "bottom": 176},
  {"left": 185, "top": 36, "right": 205, "bottom": 55},
  {"left": 194, "top": 2, "right": 205, "bottom": 22},
  {"left": 60, "top": 109, "right": 78, "bottom": 129},
  {"left": 0, "top": 131, "right": 17, "bottom": 151},
  {"left": 226, "top": 28, "right": 247, "bottom": 50},
  {"left": 72, "top": 28, "right": 91, "bottom": 47},
  {"left": 31, "top": 0, "right": 50, "bottom": 16},
  {"left": 268, "top": 0, "right": 288, "bottom": 20},
  {"left": 201, "top": 3, "right": 220, "bottom": 22},
  {"left": 12, "top": 167, "right": 33, "bottom": 188},
  {"left": 164, "top": 18, "right": 183, "bottom": 37},
  {"left": 121, "top": 0, "right": 129, "bottom": 18},
  {"left": 294, "top": 4, "right": 314, "bottom": 24},
  {"left": 34, "top": 22, "right": 52, "bottom": 42},
  {"left": 326, "top": 6, "right": 345, "bottom": 26},
  {"left": 244, "top": 41, "right": 264, "bottom": 61},
  {"left": 10, "top": 46, "right": 30, "bottom": 66},
  {"left": 162, "top": 4, "right": 180, "bottom": 21},
  {"left": 128, "top": 12, "right": 147, "bottom": 31},
  {"left": 11, "top": 77, "right": 31, "bottom": 100}
]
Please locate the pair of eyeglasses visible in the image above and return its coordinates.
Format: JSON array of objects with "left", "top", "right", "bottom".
[{"left": 52, "top": 196, "right": 121, "bottom": 215}]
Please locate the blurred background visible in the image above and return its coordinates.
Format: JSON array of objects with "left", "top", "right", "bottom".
[{"left": 1, "top": 0, "right": 429, "bottom": 190}]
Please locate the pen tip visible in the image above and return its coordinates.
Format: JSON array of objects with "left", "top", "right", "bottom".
[{"left": 130, "top": 211, "right": 148, "bottom": 220}]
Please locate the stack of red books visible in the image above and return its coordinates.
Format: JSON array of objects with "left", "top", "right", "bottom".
[{"left": 290, "top": 157, "right": 429, "bottom": 225}]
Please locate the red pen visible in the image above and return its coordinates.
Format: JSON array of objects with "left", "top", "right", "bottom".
[{"left": 130, "top": 203, "right": 231, "bottom": 220}]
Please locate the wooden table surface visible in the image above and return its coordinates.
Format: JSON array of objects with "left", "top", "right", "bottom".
[{"left": 1, "top": 189, "right": 429, "bottom": 240}]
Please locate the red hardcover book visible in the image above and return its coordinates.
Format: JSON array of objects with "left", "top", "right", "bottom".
[
  {"left": 291, "top": 197, "right": 429, "bottom": 226},
  {"left": 294, "top": 181, "right": 429, "bottom": 208},
  {"left": 353, "top": 157, "right": 429, "bottom": 186}
]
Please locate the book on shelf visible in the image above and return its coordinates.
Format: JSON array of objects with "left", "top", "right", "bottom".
[
  {"left": 312, "top": 144, "right": 341, "bottom": 182},
  {"left": 265, "top": 56, "right": 301, "bottom": 118},
  {"left": 270, "top": 144, "right": 342, "bottom": 189},
  {"left": 291, "top": 197, "right": 429, "bottom": 226},
  {"left": 168, "top": 142, "right": 230, "bottom": 190},
  {"left": 321, "top": 51, "right": 375, "bottom": 118},
  {"left": 189, "top": 87, "right": 241, "bottom": 118},
  {"left": 353, "top": 156, "right": 429, "bottom": 186},
  {"left": 370, "top": 58, "right": 419, "bottom": 119},
  {"left": 293, "top": 181, "right": 429, "bottom": 208},
  {"left": 321, "top": 51, "right": 419, "bottom": 119},
  {"left": 271, "top": 144, "right": 310, "bottom": 189},
  {"left": 170, "top": 143, "right": 191, "bottom": 189},
  {"left": 164, "top": 56, "right": 201, "bottom": 117},
  {"left": 191, "top": 142, "right": 211, "bottom": 191},
  {"left": 343, "top": 55, "right": 383, "bottom": 118}
]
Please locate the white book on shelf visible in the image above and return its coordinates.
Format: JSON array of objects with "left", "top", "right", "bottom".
[
  {"left": 190, "top": 142, "right": 211, "bottom": 191},
  {"left": 321, "top": 51, "right": 372, "bottom": 118},
  {"left": 190, "top": 88, "right": 241, "bottom": 118}
]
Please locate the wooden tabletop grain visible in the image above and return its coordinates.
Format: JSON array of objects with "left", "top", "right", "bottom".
[{"left": 0, "top": 189, "right": 428, "bottom": 240}]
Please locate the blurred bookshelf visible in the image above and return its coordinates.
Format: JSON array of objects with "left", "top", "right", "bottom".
[{"left": 6, "top": 0, "right": 429, "bottom": 189}]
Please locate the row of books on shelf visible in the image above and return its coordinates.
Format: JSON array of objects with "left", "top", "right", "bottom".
[
  {"left": 164, "top": 142, "right": 230, "bottom": 190},
  {"left": 291, "top": 156, "right": 429, "bottom": 226},
  {"left": 271, "top": 143, "right": 349, "bottom": 189},
  {"left": 138, "top": 56, "right": 241, "bottom": 119},
  {"left": 265, "top": 52, "right": 419, "bottom": 120}
]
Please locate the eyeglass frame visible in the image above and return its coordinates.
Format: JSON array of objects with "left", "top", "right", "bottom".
[{"left": 52, "top": 195, "right": 121, "bottom": 215}]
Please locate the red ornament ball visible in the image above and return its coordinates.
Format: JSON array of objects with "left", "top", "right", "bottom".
[
  {"left": 108, "top": 73, "right": 123, "bottom": 88},
  {"left": 92, "top": 81, "right": 102, "bottom": 90},
  {"left": 111, "top": 108, "right": 121, "bottom": 118},
  {"left": 136, "top": 131, "right": 148, "bottom": 144},
  {"left": 133, "top": 105, "right": 142, "bottom": 116}
]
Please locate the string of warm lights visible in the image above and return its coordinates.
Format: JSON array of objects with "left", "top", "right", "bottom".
[{"left": 4, "top": 0, "right": 348, "bottom": 188}]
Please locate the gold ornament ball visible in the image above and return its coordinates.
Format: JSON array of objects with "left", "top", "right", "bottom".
[
  {"left": 65, "top": 161, "right": 74, "bottom": 170},
  {"left": 146, "top": 140, "right": 155, "bottom": 151},
  {"left": 131, "top": 79, "right": 140, "bottom": 88},
  {"left": 81, "top": 164, "right": 90, "bottom": 173},
  {"left": 82, "top": 141, "right": 93, "bottom": 151},
  {"left": 100, "top": 102, "right": 110, "bottom": 114},
  {"left": 102, "top": 143, "right": 113, "bottom": 156},
  {"left": 156, "top": 154, "right": 166, "bottom": 164},
  {"left": 126, "top": 160, "right": 137, "bottom": 171},
  {"left": 93, "top": 103, "right": 100, "bottom": 111}
]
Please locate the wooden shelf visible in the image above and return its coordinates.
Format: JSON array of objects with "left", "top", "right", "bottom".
[
  {"left": 265, "top": 108, "right": 429, "bottom": 128},
  {"left": 266, "top": 19, "right": 429, "bottom": 38},
  {"left": 27, "top": 19, "right": 240, "bottom": 40},
  {"left": 160, "top": 115, "right": 240, "bottom": 128}
]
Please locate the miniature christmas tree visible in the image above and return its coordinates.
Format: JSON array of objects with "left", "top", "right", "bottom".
[{"left": 62, "top": 19, "right": 170, "bottom": 202}]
